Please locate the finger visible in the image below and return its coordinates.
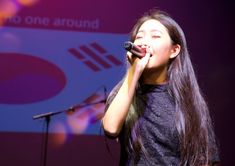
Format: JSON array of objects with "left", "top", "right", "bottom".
[
  {"left": 142, "top": 52, "right": 150, "bottom": 65},
  {"left": 127, "top": 51, "right": 139, "bottom": 64}
]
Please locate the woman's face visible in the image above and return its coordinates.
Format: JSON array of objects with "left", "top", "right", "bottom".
[{"left": 134, "top": 19, "right": 179, "bottom": 70}]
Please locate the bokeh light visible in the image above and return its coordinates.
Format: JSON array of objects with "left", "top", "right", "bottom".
[
  {"left": 0, "top": 0, "right": 19, "bottom": 25},
  {"left": 67, "top": 111, "right": 90, "bottom": 134},
  {"left": 66, "top": 90, "right": 106, "bottom": 134},
  {"left": 50, "top": 122, "right": 67, "bottom": 147},
  {"left": 17, "top": 0, "right": 39, "bottom": 7}
]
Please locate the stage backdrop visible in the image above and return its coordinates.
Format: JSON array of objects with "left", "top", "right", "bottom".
[
  {"left": 0, "top": 0, "right": 234, "bottom": 165},
  {"left": 0, "top": 0, "right": 157, "bottom": 165}
]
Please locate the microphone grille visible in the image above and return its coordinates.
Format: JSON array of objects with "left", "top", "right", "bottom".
[{"left": 124, "top": 41, "right": 133, "bottom": 51}]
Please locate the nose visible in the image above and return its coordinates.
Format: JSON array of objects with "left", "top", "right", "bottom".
[
  {"left": 139, "top": 43, "right": 150, "bottom": 50},
  {"left": 139, "top": 38, "right": 151, "bottom": 48},
  {"left": 140, "top": 43, "right": 148, "bottom": 47},
  {"left": 138, "top": 39, "right": 152, "bottom": 53},
  {"left": 134, "top": 35, "right": 151, "bottom": 48}
]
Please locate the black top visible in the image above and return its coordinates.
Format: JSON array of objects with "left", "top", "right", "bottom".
[
  {"left": 104, "top": 83, "right": 220, "bottom": 166},
  {"left": 119, "top": 84, "right": 180, "bottom": 165}
]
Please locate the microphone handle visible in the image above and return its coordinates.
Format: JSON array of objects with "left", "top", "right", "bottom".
[{"left": 129, "top": 49, "right": 145, "bottom": 58}]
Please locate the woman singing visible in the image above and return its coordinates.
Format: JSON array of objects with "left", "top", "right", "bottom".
[{"left": 102, "top": 9, "right": 220, "bottom": 166}]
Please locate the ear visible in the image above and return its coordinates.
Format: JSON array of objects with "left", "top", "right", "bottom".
[{"left": 170, "top": 44, "right": 181, "bottom": 59}]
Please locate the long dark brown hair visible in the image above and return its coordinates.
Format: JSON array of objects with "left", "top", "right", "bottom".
[{"left": 106, "top": 9, "right": 218, "bottom": 166}]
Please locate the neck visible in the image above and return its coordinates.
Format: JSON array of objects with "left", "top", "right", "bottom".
[{"left": 141, "top": 66, "right": 168, "bottom": 85}]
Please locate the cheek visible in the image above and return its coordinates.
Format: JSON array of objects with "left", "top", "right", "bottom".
[
  {"left": 148, "top": 44, "right": 172, "bottom": 67},
  {"left": 152, "top": 44, "right": 172, "bottom": 60}
]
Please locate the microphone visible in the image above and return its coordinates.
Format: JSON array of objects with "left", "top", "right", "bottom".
[{"left": 124, "top": 41, "right": 146, "bottom": 58}]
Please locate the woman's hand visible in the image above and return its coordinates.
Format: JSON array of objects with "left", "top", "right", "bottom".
[
  {"left": 127, "top": 46, "right": 151, "bottom": 78},
  {"left": 102, "top": 47, "right": 151, "bottom": 137}
]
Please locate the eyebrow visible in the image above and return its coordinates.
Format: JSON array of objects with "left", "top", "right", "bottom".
[{"left": 137, "top": 29, "right": 163, "bottom": 34}]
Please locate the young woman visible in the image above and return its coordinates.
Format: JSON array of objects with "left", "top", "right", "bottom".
[{"left": 102, "top": 9, "right": 220, "bottom": 166}]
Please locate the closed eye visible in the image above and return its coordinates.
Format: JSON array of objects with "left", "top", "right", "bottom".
[
  {"left": 152, "top": 35, "right": 161, "bottom": 38},
  {"left": 135, "top": 35, "right": 143, "bottom": 40}
]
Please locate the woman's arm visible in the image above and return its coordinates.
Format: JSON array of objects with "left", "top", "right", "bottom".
[{"left": 102, "top": 52, "right": 150, "bottom": 137}]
